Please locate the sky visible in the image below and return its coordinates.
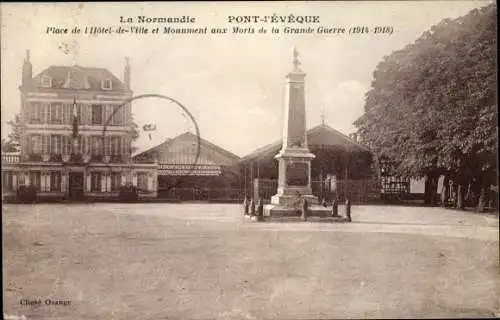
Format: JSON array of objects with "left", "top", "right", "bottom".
[{"left": 0, "top": 1, "right": 492, "bottom": 157}]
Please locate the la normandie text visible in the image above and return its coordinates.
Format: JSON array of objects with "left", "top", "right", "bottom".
[{"left": 120, "top": 16, "right": 196, "bottom": 23}]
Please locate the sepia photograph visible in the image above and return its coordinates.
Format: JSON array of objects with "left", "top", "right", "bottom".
[{"left": 1, "top": 1, "right": 498, "bottom": 319}]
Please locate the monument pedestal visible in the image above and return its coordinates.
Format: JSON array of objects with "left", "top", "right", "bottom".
[
  {"left": 270, "top": 147, "right": 318, "bottom": 205},
  {"left": 264, "top": 147, "right": 323, "bottom": 219}
]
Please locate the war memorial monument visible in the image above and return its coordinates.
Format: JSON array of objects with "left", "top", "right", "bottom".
[{"left": 245, "top": 48, "right": 349, "bottom": 222}]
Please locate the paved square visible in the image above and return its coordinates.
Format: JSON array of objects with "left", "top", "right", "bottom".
[{"left": 3, "top": 204, "right": 499, "bottom": 319}]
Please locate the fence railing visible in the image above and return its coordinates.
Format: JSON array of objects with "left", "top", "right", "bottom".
[
  {"left": 253, "top": 178, "right": 381, "bottom": 204},
  {"left": 2, "top": 153, "right": 20, "bottom": 164},
  {"left": 158, "top": 187, "right": 245, "bottom": 201}
]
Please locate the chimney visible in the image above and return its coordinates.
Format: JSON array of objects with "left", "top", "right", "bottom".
[
  {"left": 124, "top": 57, "right": 131, "bottom": 90},
  {"left": 22, "top": 49, "right": 33, "bottom": 86}
]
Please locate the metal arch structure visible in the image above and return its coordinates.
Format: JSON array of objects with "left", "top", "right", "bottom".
[{"left": 101, "top": 94, "right": 201, "bottom": 192}]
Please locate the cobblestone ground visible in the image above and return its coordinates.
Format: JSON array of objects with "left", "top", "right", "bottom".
[{"left": 3, "top": 204, "right": 499, "bottom": 320}]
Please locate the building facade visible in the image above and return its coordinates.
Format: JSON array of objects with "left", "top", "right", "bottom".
[
  {"left": 133, "top": 132, "right": 241, "bottom": 201},
  {"left": 2, "top": 50, "right": 157, "bottom": 201}
]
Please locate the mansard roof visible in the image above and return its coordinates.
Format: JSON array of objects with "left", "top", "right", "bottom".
[{"left": 26, "top": 65, "right": 127, "bottom": 92}]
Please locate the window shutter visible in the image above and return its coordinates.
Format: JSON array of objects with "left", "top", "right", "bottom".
[
  {"left": 118, "top": 106, "right": 125, "bottom": 126},
  {"left": 64, "top": 104, "right": 70, "bottom": 124},
  {"left": 27, "top": 135, "right": 32, "bottom": 154},
  {"left": 104, "top": 136, "right": 109, "bottom": 155},
  {"left": 26, "top": 102, "right": 32, "bottom": 123},
  {"left": 42, "top": 135, "right": 48, "bottom": 154},
  {"left": 61, "top": 104, "right": 66, "bottom": 123},
  {"left": 62, "top": 136, "right": 67, "bottom": 154},
  {"left": 78, "top": 135, "right": 83, "bottom": 155},
  {"left": 50, "top": 135, "right": 54, "bottom": 153},
  {"left": 83, "top": 135, "right": 87, "bottom": 155},
  {"left": 49, "top": 103, "right": 54, "bottom": 123},
  {"left": 80, "top": 104, "right": 85, "bottom": 125},
  {"left": 67, "top": 135, "right": 71, "bottom": 154},
  {"left": 120, "top": 136, "right": 125, "bottom": 155},
  {"left": 46, "top": 135, "right": 51, "bottom": 154},
  {"left": 40, "top": 104, "right": 45, "bottom": 123},
  {"left": 111, "top": 105, "right": 116, "bottom": 125},
  {"left": 104, "top": 105, "right": 110, "bottom": 126},
  {"left": 43, "top": 104, "right": 50, "bottom": 124},
  {"left": 117, "top": 137, "right": 122, "bottom": 156}
]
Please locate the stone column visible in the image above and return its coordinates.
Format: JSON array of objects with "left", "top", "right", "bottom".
[
  {"left": 61, "top": 173, "right": 67, "bottom": 193},
  {"left": 308, "top": 162, "right": 312, "bottom": 190},
  {"left": 132, "top": 173, "right": 138, "bottom": 187},
  {"left": 40, "top": 173, "right": 47, "bottom": 192},
  {"left": 86, "top": 174, "right": 92, "bottom": 192},
  {"left": 12, "top": 174, "right": 17, "bottom": 190},
  {"left": 106, "top": 174, "right": 111, "bottom": 192},
  {"left": 101, "top": 174, "right": 106, "bottom": 192},
  {"left": 147, "top": 174, "right": 153, "bottom": 192}
]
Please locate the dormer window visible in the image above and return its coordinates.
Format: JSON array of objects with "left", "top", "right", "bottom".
[
  {"left": 101, "top": 79, "right": 112, "bottom": 90},
  {"left": 40, "top": 75, "right": 52, "bottom": 87}
]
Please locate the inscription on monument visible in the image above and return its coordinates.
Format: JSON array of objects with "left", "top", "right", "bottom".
[{"left": 286, "top": 162, "right": 308, "bottom": 186}]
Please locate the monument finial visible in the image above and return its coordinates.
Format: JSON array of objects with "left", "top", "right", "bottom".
[
  {"left": 292, "top": 47, "right": 301, "bottom": 71},
  {"left": 321, "top": 105, "right": 327, "bottom": 125}
]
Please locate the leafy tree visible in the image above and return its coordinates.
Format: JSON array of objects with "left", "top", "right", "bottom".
[
  {"left": 1, "top": 138, "right": 18, "bottom": 152},
  {"left": 355, "top": 3, "right": 497, "bottom": 209},
  {"left": 130, "top": 117, "right": 140, "bottom": 154},
  {"left": 3, "top": 114, "right": 22, "bottom": 152}
]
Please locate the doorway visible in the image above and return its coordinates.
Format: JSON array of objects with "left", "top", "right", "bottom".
[{"left": 68, "top": 172, "right": 84, "bottom": 200}]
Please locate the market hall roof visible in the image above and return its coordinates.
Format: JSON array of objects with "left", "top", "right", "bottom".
[
  {"left": 240, "top": 123, "right": 370, "bottom": 163},
  {"left": 132, "top": 132, "right": 240, "bottom": 166}
]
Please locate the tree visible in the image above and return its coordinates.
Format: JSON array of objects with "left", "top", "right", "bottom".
[
  {"left": 3, "top": 113, "right": 22, "bottom": 152},
  {"left": 130, "top": 118, "right": 140, "bottom": 154},
  {"left": 1, "top": 138, "right": 18, "bottom": 152},
  {"left": 355, "top": 3, "right": 497, "bottom": 208}
]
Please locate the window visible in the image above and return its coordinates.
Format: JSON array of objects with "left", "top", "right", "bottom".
[
  {"left": 101, "top": 79, "right": 112, "bottom": 90},
  {"left": 30, "top": 103, "right": 41, "bottom": 123},
  {"left": 137, "top": 172, "right": 148, "bottom": 191},
  {"left": 90, "top": 136, "right": 102, "bottom": 155},
  {"left": 41, "top": 135, "right": 50, "bottom": 154},
  {"left": 50, "top": 172, "right": 61, "bottom": 192},
  {"left": 40, "top": 75, "right": 52, "bottom": 87},
  {"left": 29, "top": 171, "right": 41, "bottom": 191},
  {"left": 50, "top": 103, "right": 63, "bottom": 123},
  {"left": 51, "top": 135, "right": 62, "bottom": 154},
  {"left": 78, "top": 135, "right": 86, "bottom": 155},
  {"left": 62, "top": 135, "right": 71, "bottom": 155},
  {"left": 91, "top": 172, "right": 102, "bottom": 192},
  {"left": 104, "top": 137, "right": 110, "bottom": 156},
  {"left": 92, "top": 104, "right": 103, "bottom": 125},
  {"left": 111, "top": 172, "right": 121, "bottom": 191},
  {"left": 112, "top": 105, "right": 123, "bottom": 125},
  {"left": 30, "top": 135, "right": 42, "bottom": 154},
  {"left": 2, "top": 172, "right": 15, "bottom": 192},
  {"left": 42, "top": 104, "right": 50, "bottom": 123},
  {"left": 110, "top": 136, "right": 121, "bottom": 155},
  {"left": 71, "top": 103, "right": 81, "bottom": 123}
]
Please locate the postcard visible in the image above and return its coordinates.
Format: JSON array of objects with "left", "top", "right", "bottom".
[{"left": 2, "top": 2, "right": 498, "bottom": 319}]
